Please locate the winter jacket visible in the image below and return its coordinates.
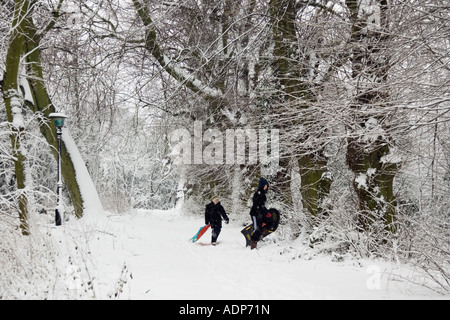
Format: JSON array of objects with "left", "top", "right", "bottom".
[
  {"left": 250, "top": 178, "right": 269, "bottom": 218},
  {"left": 250, "top": 188, "right": 267, "bottom": 218},
  {"left": 205, "top": 201, "right": 229, "bottom": 228}
]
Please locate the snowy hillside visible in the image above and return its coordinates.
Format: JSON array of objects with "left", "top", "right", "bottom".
[{"left": 48, "top": 208, "right": 447, "bottom": 300}]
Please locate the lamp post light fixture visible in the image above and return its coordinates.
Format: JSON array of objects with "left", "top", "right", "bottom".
[{"left": 49, "top": 112, "right": 68, "bottom": 226}]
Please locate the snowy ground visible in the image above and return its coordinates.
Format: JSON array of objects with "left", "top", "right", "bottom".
[{"left": 52, "top": 208, "right": 448, "bottom": 300}]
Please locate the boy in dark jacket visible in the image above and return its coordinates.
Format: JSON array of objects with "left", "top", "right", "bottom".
[
  {"left": 205, "top": 196, "right": 229, "bottom": 245},
  {"left": 249, "top": 177, "right": 269, "bottom": 249}
]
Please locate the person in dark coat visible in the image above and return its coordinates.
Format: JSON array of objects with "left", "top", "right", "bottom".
[
  {"left": 205, "top": 196, "right": 229, "bottom": 245},
  {"left": 249, "top": 177, "right": 269, "bottom": 249}
]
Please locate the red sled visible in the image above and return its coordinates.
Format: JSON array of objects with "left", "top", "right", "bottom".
[{"left": 189, "top": 224, "right": 211, "bottom": 243}]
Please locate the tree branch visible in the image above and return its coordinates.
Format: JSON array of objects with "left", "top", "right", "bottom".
[{"left": 131, "top": 0, "right": 224, "bottom": 101}]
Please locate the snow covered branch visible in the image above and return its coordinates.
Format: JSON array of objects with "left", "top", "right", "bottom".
[{"left": 132, "top": 0, "right": 224, "bottom": 101}]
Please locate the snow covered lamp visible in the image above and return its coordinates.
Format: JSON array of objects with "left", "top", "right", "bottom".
[
  {"left": 49, "top": 112, "right": 68, "bottom": 128},
  {"left": 49, "top": 112, "right": 68, "bottom": 226}
]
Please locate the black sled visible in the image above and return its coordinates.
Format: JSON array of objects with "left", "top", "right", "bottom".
[{"left": 241, "top": 208, "right": 280, "bottom": 247}]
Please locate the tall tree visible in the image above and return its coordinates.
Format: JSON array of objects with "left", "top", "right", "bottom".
[
  {"left": 131, "top": 0, "right": 270, "bottom": 207},
  {"left": 345, "top": 0, "right": 398, "bottom": 232},
  {"left": 2, "top": 0, "right": 30, "bottom": 235},
  {"left": 22, "top": 0, "right": 85, "bottom": 219},
  {"left": 2, "top": 0, "right": 97, "bottom": 224},
  {"left": 269, "top": 0, "right": 332, "bottom": 216}
]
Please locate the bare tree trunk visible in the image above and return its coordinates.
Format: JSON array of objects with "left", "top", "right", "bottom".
[
  {"left": 22, "top": 1, "right": 84, "bottom": 218},
  {"left": 345, "top": 0, "right": 397, "bottom": 232},
  {"left": 9, "top": 0, "right": 88, "bottom": 218},
  {"left": 269, "top": 0, "right": 332, "bottom": 216},
  {"left": 2, "top": 0, "right": 30, "bottom": 235}
]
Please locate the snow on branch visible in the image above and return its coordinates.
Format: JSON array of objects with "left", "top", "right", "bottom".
[{"left": 132, "top": 0, "right": 223, "bottom": 101}]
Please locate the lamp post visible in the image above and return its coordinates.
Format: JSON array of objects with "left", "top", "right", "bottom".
[{"left": 49, "top": 113, "right": 68, "bottom": 226}]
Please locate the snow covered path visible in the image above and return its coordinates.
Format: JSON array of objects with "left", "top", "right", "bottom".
[{"left": 64, "top": 208, "right": 446, "bottom": 300}]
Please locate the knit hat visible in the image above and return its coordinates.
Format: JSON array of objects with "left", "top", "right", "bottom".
[
  {"left": 211, "top": 195, "right": 219, "bottom": 202},
  {"left": 258, "top": 177, "right": 269, "bottom": 190}
]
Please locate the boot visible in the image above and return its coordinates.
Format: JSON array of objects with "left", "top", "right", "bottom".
[{"left": 250, "top": 241, "right": 257, "bottom": 250}]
